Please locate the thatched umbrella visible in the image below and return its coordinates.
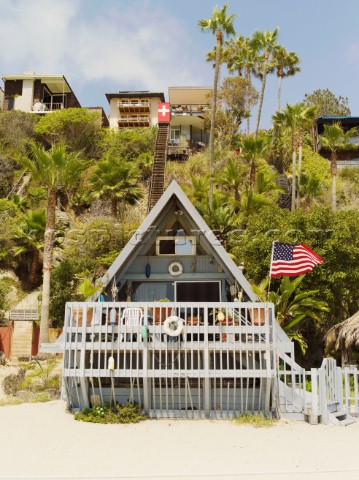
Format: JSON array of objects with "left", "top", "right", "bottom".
[{"left": 326, "top": 311, "right": 359, "bottom": 365}]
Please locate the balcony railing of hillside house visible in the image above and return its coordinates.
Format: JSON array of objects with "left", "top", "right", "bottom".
[
  {"left": 118, "top": 116, "right": 150, "bottom": 125},
  {"left": 171, "top": 104, "right": 208, "bottom": 116},
  {"left": 118, "top": 100, "right": 150, "bottom": 109},
  {"left": 31, "top": 102, "right": 64, "bottom": 113}
]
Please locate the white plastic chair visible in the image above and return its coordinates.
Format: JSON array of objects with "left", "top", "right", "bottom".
[{"left": 120, "top": 307, "right": 144, "bottom": 342}]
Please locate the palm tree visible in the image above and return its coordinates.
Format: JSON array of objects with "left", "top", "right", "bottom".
[
  {"left": 90, "top": 156, "right": 143, "bottom": 218},
  {"left": 223, "top": 35, "right": 259, "bottom": 133},
  {"left": 240, "top": 135, "right": 268, "bottom": 188},
  {"left": 319, "top": 123, "right": 358, "bottom": 211},
  {"left": 253, "top": 275, "right": 328, "bottom": 353},
  {"left": 272, "top": 103, "right": 316, "bottom": 211},
  {"left": 215, "top": 157, "right": 247, "bottom": 206},
  {"left": 274, "top": 47, "right": 300, "bottom": 111},
  {"left": 250, "top": 28, "right": 280, "bottom": 137},
  {"left": 199, "top": 4, "right": 237, "bottom": 206},
  {"left": 13, "top": 210, "right": 45, "bottom": 287},
  {"left": 19, "top": 143, "right": 85, "bottom": 345}
]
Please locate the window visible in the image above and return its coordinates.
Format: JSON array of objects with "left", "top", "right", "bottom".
[
  {"left": 7, "top": 98, "right": 14, "bottom": 110},
  {"left": 156, "top": 236, "right": 196, "bottom": 256},
  {"left": 170, "top": 127, "right": 180, "bottom": 144}
]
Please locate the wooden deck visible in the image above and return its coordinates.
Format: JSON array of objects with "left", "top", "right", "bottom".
[{"left": 61, "top": 302, "right": 277, "bottom": 417}]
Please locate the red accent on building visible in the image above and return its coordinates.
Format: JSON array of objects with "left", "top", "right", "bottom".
[{"left": 158, "top": 102, "right": 171, "bottom": 123}]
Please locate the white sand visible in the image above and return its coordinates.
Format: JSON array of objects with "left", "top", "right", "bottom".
[{"left": 0, "top": 400, "right": 358, "bottom": 480}]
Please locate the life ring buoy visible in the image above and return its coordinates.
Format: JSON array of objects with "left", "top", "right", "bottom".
[
  {"left": 163, "top": 316, "right": 185, "bottom": 337},
  {"left": 168, "top": 261, "right": 183, "bottom": 276}
]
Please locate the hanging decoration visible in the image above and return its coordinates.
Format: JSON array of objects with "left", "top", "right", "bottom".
[
  {"left": 108, "top": 356, "right": 115, "bottom": 370},
  {"left": 111, "top": 278, "right": 118, "bottom": 302},
  {"left": 168, "top": 261, "right": 183, "bottom": 277},
  {"left": 145, "top": 263, "right": 151, "bottom": 278},
  {"left": 163, "top": 316, "right": 185, "bottom": 337},
  {"left": 110, "top": 307, "right": 117, "bottom": 325}
]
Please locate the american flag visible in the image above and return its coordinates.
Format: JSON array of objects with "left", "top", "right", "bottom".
[{"left": 270, "top": 242, "right": 323, "bottom": 278}]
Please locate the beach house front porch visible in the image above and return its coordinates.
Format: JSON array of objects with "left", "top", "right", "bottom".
[{"left": 62, "top": 301, "right": 276, "bottom": 418}]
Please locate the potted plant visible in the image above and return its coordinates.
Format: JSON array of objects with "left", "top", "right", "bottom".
[{"left": 152, "top": 298, "right": 170, "bottom": 324}]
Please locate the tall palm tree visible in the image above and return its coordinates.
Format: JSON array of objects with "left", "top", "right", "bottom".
[
  {"left": 19, "top": 143, "right": 85, "bottom": 345},
  {"left": 319, "top": 123, "right": 358, "bottom": 211},
  {"left": 274, "top": 47, "right": 300, "bottom": 111},
  {"left": 272, "top": 103, "right": 316, "bottom": 211},
  {"left": 199, "top": 4, "right": 237, "bottom": 206},
  {"left": 13, "top": 210, "right": 45, "bottom": 287},
  {"left": 90, "top": 156, "right": 143, "bottom": 218},
  {"left": 250, "top": 28, "right": 280, "bottom": 137},
  {"left": 223, "top": 35, "right": 259, "bottom": 133},
  {"left": 240, "top": 135, "right": 268, "bottom": 188}
]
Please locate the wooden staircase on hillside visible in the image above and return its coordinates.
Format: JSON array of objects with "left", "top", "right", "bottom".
[{"left": 148, "top": 123, "right": 169, "bottom": 212}]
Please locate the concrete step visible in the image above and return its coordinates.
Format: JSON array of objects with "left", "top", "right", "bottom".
[{"left": 329, "top": 410, "right": 356, "bottom": 426}]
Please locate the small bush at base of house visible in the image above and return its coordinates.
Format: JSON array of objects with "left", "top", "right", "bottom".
[
  {"left": 74, "top": 403, "right": 147, "bottom": 424},
  {"left": 233, "top": 413, "right": 276, "bottom": 428}
]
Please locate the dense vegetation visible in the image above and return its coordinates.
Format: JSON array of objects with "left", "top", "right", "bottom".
[{"left": 1, "top": 4, "right": 359, "bottom": 365}]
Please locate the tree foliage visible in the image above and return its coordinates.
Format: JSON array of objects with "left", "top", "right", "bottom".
[
  {"left": 304, "top": 89, "right": 351, "bottom": 117},
  {"left": 34, "top": 108, "right": 103, "bottom": 156}
]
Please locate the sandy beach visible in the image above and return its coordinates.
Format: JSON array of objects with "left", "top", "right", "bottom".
[{"left": 0, "top": 398, "right": 358, "bottom": 480}]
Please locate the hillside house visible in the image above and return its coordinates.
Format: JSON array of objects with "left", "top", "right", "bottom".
[
  {"left": 168, "top": 86, "right": 211, "bottom": 161},
  {"left": 105, "top": 91, "right": 165, "bottom": 130},
  {"left": 1, "top": 71, "right": 81, "bottom": 113},
  {"left": 314, "top": 116, "right": 359, "bottom": 168}
]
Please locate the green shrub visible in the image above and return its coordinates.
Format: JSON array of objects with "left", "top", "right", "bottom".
[{"left": 74, "top": 402, "right": 147, "bottom": 424}]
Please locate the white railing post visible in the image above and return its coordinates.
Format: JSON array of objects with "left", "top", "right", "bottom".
[
  {"left": 310, "top": 369, "right": 319, "bottom": 422},
  {"left": 344, "top": 367, "right": 351, "bottom": 414},
  {"left": 353, "top": 366, "right": 359, "bottom": 416},
  {"left": 318, "top": 367, "right": 328, "bottom": 424}
]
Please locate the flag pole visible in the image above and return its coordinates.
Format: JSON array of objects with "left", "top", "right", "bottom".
[{"left": 268, "top": 240, "right": 277, "bottom": 299}]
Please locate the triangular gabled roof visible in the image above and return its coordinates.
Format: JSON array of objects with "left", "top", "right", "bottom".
[{"left": 96, "top": 180, "right": 256, "bottom": 301}]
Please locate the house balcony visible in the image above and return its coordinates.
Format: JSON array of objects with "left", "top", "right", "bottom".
[
  {"left": 118, "top": 100, "right": 150, "bottom": 113},
  {"left": 118, "top": 116, "right": 150, "bottom": 127},
  {"left": 61, "top": 301, "right": 276, "bottom": 416},
  {"left": 171, "top": 104, "right": 208, "bottom": 117},
  {"left": 30, "top": 101, "right": 64, "bottom": 113}
]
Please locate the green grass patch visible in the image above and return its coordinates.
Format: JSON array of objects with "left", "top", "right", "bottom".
[
  {"left": 233, "top": 413, "right": 276, "bottom": 428},
  {"left": 74, "top": 402, "right": 147, "bottom": 424}
]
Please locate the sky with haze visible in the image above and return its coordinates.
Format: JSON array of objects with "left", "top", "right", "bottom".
[{"left": 1, "top": 0, "right": 359, "bottom": 130}]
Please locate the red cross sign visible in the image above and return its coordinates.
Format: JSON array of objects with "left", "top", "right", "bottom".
[{"left": 158, "top": 102, "right": 171, "bottom": 123}]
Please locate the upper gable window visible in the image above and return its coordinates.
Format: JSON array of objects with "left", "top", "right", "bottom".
[{"left": 156, "top": 236, "right": 196, "bottom": 256}]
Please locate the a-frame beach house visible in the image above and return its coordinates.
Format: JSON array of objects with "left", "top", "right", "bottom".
[{"left": 46, "top": 181, "right": 358, "bottom": 424}]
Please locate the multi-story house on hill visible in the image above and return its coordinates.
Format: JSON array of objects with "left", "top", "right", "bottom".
[
  {"left": 168, "top": 86, "right": 211, "bottom": 160},
  {"left": 106, "top": 91, "right": 165, "bottom": 130},
  {"left": 1, "top": 71, "right": 81, "bottom": 113}
]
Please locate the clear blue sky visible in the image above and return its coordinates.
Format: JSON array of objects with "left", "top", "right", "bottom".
[{"left": 1, "top": 0, "right": 359, "bottom": 130}]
